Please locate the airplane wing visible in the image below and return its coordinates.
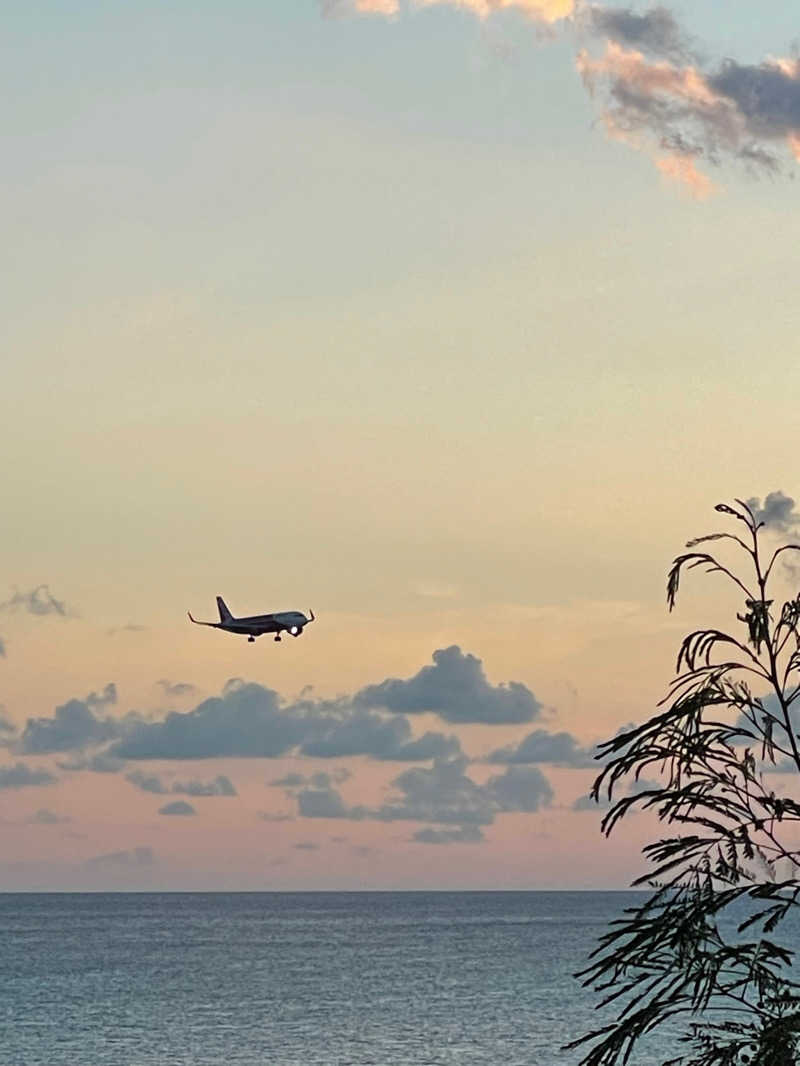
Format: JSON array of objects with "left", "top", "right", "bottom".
[{"left": 187, "top": 612, "right": 218, "bottom": 627}]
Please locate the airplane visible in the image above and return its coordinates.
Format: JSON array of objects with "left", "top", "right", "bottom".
[{"left": 188, "top": 597, "right": 315, "bottom": 643}]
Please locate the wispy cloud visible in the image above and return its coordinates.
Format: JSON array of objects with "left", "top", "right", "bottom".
[
  {"left": 321, "top": 0, "right": 574, "bottom": 21},
  {"left": 84, "top": 846, "right": 155, "bottom": 869},
  {"left": 329, "top": 0, "right": 800, "bottom": 194},
  {"left": 126, "top": 770, "right": 237, "bottom": 797},
  {"left": 0, "top": 584, "right": 70, "bottom": 617},
  {"left": 0, "top": 762, "right": 57, "bottom": 790},
  {"left": 157, "top": 680, "right": 197, "bottom": 699}
]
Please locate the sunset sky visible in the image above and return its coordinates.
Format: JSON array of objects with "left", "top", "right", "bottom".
[{"left": 3, "top": 0, "right": 800, "bottom": 890}]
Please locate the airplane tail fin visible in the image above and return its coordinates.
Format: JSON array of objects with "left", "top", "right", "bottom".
[{"left": 216, "top": 596, "right": 233, "bottom": 623}]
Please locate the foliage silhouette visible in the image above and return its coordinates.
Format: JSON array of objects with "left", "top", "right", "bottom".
[{"left": 568, "top": 499, "right": 800, "bottom": 1066}]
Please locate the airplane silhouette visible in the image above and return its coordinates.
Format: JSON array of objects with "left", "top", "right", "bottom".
[{"left": 188, "top": 597, "right": 315, "bottom": 643}]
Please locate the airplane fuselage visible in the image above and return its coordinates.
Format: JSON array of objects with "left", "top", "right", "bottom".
[
  {"left": 188, "top": 599, "right": 314, "bottom": 642},
  {"left": 218, "top": 611, "right": 309, "bottom": 637}
]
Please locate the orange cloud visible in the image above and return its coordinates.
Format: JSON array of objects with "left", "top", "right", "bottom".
[
  {"left": 656, "top": 153, "right": 715, "bottom": 199},
  {"left": 355, "top": 0, "right": 400, "bottom": 12},
  {"left": 343, "top": 0, "right": 575, "bottom": 21},
  {"left": 415, "top": 0, "right": 574, "bottom": 22}
]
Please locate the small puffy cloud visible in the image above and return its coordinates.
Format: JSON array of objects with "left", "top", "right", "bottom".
[
  {"left": 0, "top": 584, "right": 69, "bottom": 617},
  {"left": 58, "top": 752, "right": 127, "bottom": 774},
  {"left": 158, "top": 800, "right": 196, "bottom": 816},
  {"left": 321, "top": 0, "right": 575, "bottom": 24},
  {"left": 0, "top": 636, "right": 5, "bottom": 658},
  {"left": 258, "top": 811, "right": 294, "bottom": 822},
  {"left": 127, "top": 770, "right": 168, "bottom": 794},
  {"left": 486, "top": 728, "right": 595, "bottom": 768},
  {"left": 127, "top": 771, "right": 236, "bottom": 797},
  {"left": 28, "top": 808, "right": 71, "bottom": 825},
  {"left": 414, "top": 826, "right": 484, "bottom": 845},
  {"left": 85, "top": 846, "right": 154, "bottom": 869},
  {"left": 174, "top": 775, "right": 237, "bottom": 797},
  {"left": 294, "top": 841, "right": 319, "bottom": 850},
  {"left": 0, "top": 708, "right": 16, "bottom": 738},
  {"left": 356, "top": 646, "right": 542, "bottom": 725},
  {"left": 746, "top": 491, "right": 800, "bottom": 533},
  {"left": 269, "top": 772, "right": 306, "bottom": 787},
  {"left": 19, "top": 685, "right": 121, "bottom": 755},
  {"left": 0, "top": 762, "right": 57, "bottom": 789},
  {"left": 487, "top": 765, "right": 554, "bottom": 812},
  {"left": 157, "top": 680, "right": 197, "bottom": 699},
  {"left": 297, "top": 788, "right": 366, "bottom": 819}
]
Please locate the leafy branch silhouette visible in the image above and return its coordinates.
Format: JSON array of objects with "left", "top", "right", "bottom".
[{"left": 568, "top": 499, "right": 800, "bottom": 1066}]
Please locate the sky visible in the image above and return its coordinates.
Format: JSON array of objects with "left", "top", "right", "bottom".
[{"left": 3, "top": 0, "right": 800, "bottom": 890}]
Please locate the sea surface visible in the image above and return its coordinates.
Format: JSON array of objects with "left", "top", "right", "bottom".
[{"left": 0, "top": 891, "right": 702, "bottom": 1065}]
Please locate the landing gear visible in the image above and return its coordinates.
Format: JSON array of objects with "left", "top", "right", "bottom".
[
  {"left": 274, "top": 634, "right": 282, "bottom": 642},
  {"left": 248, "top": 636, "right": 255, "bottom": 643}
]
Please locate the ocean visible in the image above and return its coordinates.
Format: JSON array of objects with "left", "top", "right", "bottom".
[{"left": 1, "top": 891, "right": 678, "bottom": 1065}]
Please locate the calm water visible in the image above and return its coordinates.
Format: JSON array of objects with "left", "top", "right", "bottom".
[{"left": 0, "top": 891, "right": 678, "bottom": 1065}]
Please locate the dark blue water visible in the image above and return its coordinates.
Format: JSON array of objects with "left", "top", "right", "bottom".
[{"left": 0, "top": 891, "right": 670, "bottom": 1065}]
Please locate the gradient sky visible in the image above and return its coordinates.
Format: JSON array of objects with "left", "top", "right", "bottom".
[{"left": 3, "top": 0, "right": 800, "bottom": 890}]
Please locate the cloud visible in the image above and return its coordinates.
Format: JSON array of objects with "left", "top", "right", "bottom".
[
  {"left": 295, "top": 756, "right": 553, "bottom": 831},
  {"left": 0, "top": 636, "right": 5, "bottom": 658},
  {"left": 158, "top": 800, "right": 196, "bottom": 816},
  {"left": 126, "top": 770, "right": 169, "bottom": 794},
  {"left": 746, "top": 491, "right": 800, "bottom": 532},
  {"left": 294, "top": 841, "right": 319, "bottom": 850},
  {"left": 413, "top": 825, "right": 484, "bottom": 844},
  {"left": 582, "top": 5, "right": 693, "bottom": 64},
  {"left": 487, "top": 765, "right": 554, "bottom": 811},
  {"left": 269, "top": 772, "right": 307, "bottom": 787},
  {"left": 111, "top": 681, "right": 309, "bottom": 759},
  {"left": 299, "top": 707, "right": 462, "bottom": 760},
  {"left": 320, "top": 0, "right": 574, "bottom": 21},
  {"left": 157, "top": 680, "right": 197, "bottom": 699},
  {"left": 33, "top": 649, "right": 541, "bottom": 769},
  {"left": 58, "top": 752, "right": 127, "bottom": 773},
  {"left": 174, "top": 775, "right": 237, "bottom": 797},
  {"left": 272, "top": 770, "right": 351, "bottom": 790},
  {"left": 258, "top": 811, "right": 295, "bottom": 822},
  {"left": 576, "top": 38, "right": 800, "bottom": 192},
  {"left": 0, "top": 762, "right": 57, "bottom": 789},
  {"left": 111, "top": 672, "right": 466, "bottom": 762},
  {"left": 0, "top": 709, "right": 16, "bottom": 739},
  {"left": 0, "top": 584, "right": 69, "bottom": 617},
  {"left": 297, "top": 788, "right": 367, "bottom": 819},
  {"left": 127, "top": 770, "right": 237, "bottom": 796},
  {"left": 332, "top": 0, "right": 800, "bottom": 193},
  {"left": 18, "top": 685, "right": 124, "bottom": 754},
  {"left": 356, "top": 646, "right": 542, "bottom": 725},
  {"left": 84, "top": 846, "right": 155, "bottom": 869},
  {"left": 27, "top": 808, "right": 71, "bottom": 825},
  {"left": 486, "top": 728, "right": 595, "bottom": 767}
]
